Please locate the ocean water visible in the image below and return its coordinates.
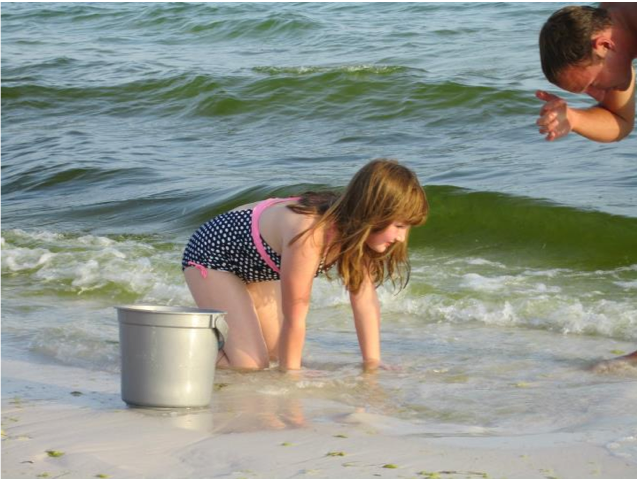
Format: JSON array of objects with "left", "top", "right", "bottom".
[{"left": 2, "top": 1, "right": 636, "bottom": 460}]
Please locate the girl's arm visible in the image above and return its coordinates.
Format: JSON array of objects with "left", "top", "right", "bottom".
[
  {"left": 349, "top": 273, "right": 381, "bottom": 371},
  {"left": 278, "top": 221, "right": 324, "bottom": 371}
]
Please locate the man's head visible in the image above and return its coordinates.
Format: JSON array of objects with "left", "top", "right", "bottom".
[
  {"left": 539, "top": 6, "right": 612, "bottom": 84},
  {"left": 538, "top": 6, "right": 633, "bottom": 100}
]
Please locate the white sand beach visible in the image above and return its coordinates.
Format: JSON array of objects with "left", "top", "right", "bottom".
[{"left": 3, "top": 358, "right": 636, "bottom": 479}]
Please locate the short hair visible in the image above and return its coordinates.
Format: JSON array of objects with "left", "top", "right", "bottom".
[{"left": 539, "top": 6, "right": 612, "bottom": 84}]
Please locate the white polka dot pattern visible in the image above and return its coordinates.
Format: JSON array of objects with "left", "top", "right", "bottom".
[{"left": 182, "top": 209, "right": 282, "bottom": 283}]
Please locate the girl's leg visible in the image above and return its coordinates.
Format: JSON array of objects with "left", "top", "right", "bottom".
[
  {"left": 247, "top": 281, "right": 283, "bottom": 361},
  {"left": 184, "top": 267, "right": 269, "bottom": 370}
]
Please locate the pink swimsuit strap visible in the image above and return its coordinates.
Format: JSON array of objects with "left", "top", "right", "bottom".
[{"left": 251, "top": 197, "right": 301, "bottom": 274}]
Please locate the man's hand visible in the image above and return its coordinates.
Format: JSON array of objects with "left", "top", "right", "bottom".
[{"left": 536, "top": 90, "right": 573, "bottom": 141}]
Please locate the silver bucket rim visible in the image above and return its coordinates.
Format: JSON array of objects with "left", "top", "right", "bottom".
[{"left": 115, "top": 304, "right": 225, "bottom": 315}]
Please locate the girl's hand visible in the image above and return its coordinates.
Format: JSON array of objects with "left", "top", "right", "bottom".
[
  {"left": 280, "top": 367, "right": 327, "bottom": 379},
  {"left": 363, "top": 360, "right": 402, "bottom": 373}
]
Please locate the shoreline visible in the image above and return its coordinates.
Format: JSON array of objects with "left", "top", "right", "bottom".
[{"left": 3, "top": 358, "right": 636, "bottom": 479}]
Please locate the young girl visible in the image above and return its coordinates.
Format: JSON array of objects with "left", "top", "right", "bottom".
[{"left": 182, "top": 159, "right": 428, "bottom": 371}]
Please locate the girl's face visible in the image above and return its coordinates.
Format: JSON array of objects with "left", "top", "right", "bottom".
[{"left": 365, "top": 222, "right": 410, "bottom": 253}]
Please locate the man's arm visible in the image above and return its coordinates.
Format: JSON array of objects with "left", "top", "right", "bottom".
[{"left": 536, "top": 66, "right": 635, "bottom": 142}]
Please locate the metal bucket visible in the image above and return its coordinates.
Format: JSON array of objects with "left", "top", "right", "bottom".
[{"left": 116, "top": 305, "right": 228, "bottom": 408}]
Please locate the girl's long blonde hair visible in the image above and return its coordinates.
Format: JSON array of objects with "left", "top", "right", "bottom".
[{"left": 289, "top": 159, "right": 428, "bottom": 294}]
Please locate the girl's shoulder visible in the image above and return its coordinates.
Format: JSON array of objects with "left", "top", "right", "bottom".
[
  {"left": 279, "top": 206, "right": 328, "bottom": 249},
  {"left": 281, "top": 205, "right": 322, "bottom": 232}
]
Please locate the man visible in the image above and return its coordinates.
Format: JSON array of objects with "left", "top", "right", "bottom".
[
  {"left": 536, "top": 4, "right": 637, "bottom": 370},
  {"left": 536, "top": 3, "right": 636, "bottom": 142}
]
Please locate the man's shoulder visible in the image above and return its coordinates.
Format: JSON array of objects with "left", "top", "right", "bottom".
[
  {"left": 599, "top": 2, "right": 616, "bottom": 10},
  {"left": 600, "top": 2, "right": 636, "bottom": 15},
  {"left": 602, "top": 2, "right": 637, "bottom": 46}
]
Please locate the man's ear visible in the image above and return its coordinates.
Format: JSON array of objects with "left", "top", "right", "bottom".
[{"left": 591, "top": 32, "right": 614, "bottom": 58}]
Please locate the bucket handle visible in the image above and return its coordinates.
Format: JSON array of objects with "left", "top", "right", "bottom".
[
  {"left": 212, "top": 315, "right": 228, "bottom": 351},
  {"left": 213, "top": 328, "right": 225, "bottom": 351}
]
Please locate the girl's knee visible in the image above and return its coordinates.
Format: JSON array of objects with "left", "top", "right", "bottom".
[
  {"left": 223, "top": 340, "right": 270, "bottom": 370},
  {"left": 228, "top": 355, "right": 270, "bottom": 370},
  {"left": 217, "top": 350, "right": 268, "bottom": 371}
]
